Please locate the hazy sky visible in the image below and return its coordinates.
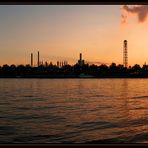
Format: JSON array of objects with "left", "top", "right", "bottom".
[{"left": 0, "top": 5, "right": 148, "bottom": 66}]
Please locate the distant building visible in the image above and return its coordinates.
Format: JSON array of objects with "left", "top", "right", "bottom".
[
  {"left": 49, "top": 62, "right": 53, "bottom": 66},
  {"left": 45, "top": 61, "right": 48, "bottom": 67},
  {"left": 78, "top": 53, "right": 85, "bottom": 66},
  {"left": 59, "top": 61, "right": 62, "bottom": 68},
  {"left": 57, "top": 61, "right": 59, "bottom": 68}
]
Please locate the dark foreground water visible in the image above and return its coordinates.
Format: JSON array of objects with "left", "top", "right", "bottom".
[{"left": 0, "top": 78, "right": 148, "bottom": 143}]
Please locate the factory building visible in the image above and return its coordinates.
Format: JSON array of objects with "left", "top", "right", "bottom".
[{"left": 78, "top": 53, "right": 85, "bottom": 66}]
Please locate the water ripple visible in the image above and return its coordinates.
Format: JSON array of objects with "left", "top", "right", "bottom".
[
  {"left": 0, "top": 79, "right": 148, "bottom": 143},
  {"left": 127, "top": 132, "right": 148, "bottom": 143},
  {"left": 131, "top": 95, "right": 148, "bottom": 99}
]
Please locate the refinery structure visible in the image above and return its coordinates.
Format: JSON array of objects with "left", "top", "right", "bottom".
[
  {"left": 30, "top": 51, "right": 68, "bottom": 68},
  {"left": 29, "top": 40, "right": 128, "bottom": 68},
  {"left": 3, "top": 39, "right": 148, "bottom": 78},
  {"left": 30, "top": 51, "right": 86, "bottom": 68},
  {"left": 2, "top": 39, "right": 148, "bottom": 78},
  {"left": 123, "top": 40, "right": 128, "bottom": 68}
]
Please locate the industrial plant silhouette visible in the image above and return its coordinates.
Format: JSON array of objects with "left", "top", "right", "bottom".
[{"left": 0, "top": 40, "right": 148, "bottom": 78}]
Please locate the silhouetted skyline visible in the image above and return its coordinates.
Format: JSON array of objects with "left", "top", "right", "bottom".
[{"left": 1, "top": 5, "right": 148, "bottom": 66}]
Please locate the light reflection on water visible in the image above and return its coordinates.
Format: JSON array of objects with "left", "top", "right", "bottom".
[{"left": 0, "top": 78, "right": 148, "bottom": 143}]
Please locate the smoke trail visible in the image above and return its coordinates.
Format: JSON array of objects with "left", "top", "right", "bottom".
[{"left": 121, "top": 5, "right": 148, "bottom": 23}]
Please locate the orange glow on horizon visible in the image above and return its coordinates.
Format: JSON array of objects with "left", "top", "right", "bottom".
[{"left": 0, "top": 5, "right": 148, "bottom": 67}]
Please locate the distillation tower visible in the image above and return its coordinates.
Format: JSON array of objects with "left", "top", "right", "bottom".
[{"left": 123, "top": 40, "right": 128, "bottom": 68}]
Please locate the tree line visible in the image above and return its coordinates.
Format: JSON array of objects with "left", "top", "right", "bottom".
[{"left": 0, "top": 63, "right": 148, "bottom": 78}]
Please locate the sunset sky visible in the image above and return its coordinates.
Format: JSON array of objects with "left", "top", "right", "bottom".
[{"left": 0, "top": 5, "right": 148, "bottom": 66}]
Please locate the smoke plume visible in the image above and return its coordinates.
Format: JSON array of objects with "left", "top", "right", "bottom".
[{"left": 121, "top": 5, "right": 148, "bottom": 23}]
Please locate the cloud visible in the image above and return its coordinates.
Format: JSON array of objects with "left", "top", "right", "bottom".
[
  {"left": 121, "top": 5, "right": 148, "bottom": 23},
  {"left": 121, "top": 13, "right": 127, "bottom": 24}
]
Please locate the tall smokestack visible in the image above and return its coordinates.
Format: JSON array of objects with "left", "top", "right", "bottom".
[
  {"left": 59, "top": 61, "right": 61, "bottom": 68},
  {"left": 57, "top": 61, "right": 59, "bottom": 68},
  {"left": 80, "top": 53, "right": 82, "bottom": 61},
  {"left": 31, "top": 53, "right": 33, "bottom": 67},
  {"left": 37, "top": 51, "right": 39, "bottom": 67}
]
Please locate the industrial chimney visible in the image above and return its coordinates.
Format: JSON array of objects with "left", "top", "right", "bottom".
[
  {"left": 37, "top": 51, "right": 40, "bottom": 67},
  {"left": 78, "top": 53, "right": 84, "bottom": 66},
  {"left": 80, "top": 53, "right": 82, "bottom": 61},
  {"left": 31, "top": 53, "right": 33, "bottom": 67}
]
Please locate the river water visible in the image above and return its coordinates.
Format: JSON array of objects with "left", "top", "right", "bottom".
[{"left": 0, "top": 78, "right": 148, "bottom": 143}]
